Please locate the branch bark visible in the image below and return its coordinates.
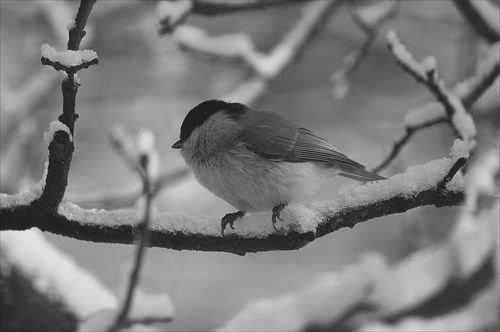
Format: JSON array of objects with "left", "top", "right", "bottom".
[{"left": 0, "top": 158, "right": 466, "bottom": 256}]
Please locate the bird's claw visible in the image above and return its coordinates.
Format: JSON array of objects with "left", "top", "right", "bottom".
[
  {"left": 272, "top": 202, "right": 288, "bottom": 232},
  {"left": 221, "top": 211, "right": 245, "bottom": 237}
]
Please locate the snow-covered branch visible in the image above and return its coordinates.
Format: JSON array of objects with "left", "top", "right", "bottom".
[
  {"left": 373, "top": 35, "right": 499, "bottom": 173},
  {"left": 1, "top": 141, "right": 467, "bottom": 255},
  {"left": 453, "top": 0, "right": 500, "bottom": 44},
  {"left": 157, "top": 0, "right": 296, "bottom": 34},
  {"left": 218, "top": 147, "right": 499, "bottom": 331},
  {"left": 107, "top": 129, "right": 170, "bottom": 331},
  {"left": 387, "top": 30, "right": 477, "bottom": 142},
  {"left": 173, "top": 0, "right": 342, "bottom": 105}
]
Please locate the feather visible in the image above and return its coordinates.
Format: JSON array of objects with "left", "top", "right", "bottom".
[
  {"left": 239, "top": 109, "right": 298, "bottom": 161},
  {"left": 238, "top": 109, "right": 385, "bottom": 182}
]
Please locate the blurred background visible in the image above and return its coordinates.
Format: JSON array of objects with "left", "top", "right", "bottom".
[{"left": 1, "top": 1, "right": 498, "bottom": 330}]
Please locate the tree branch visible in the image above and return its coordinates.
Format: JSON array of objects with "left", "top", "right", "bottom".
[
  {"left": 452, "top": 0, "right": 500, "bottom": 44},
  {"left": 40, "top": 57, "right": 98, "bottom": 74},
  {"left": 157, "top": 0, "right": 297, "bottom": 34},
  {"left": 1, "top": 155, "right": 467, "bottom": 256},
  {"left": 373, "top": 34, "right": 499, "bottom": 173}
]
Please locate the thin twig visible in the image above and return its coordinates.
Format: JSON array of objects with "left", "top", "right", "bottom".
[
  {"left": 372, "top": 116, "right": 447, "bottom": 174},
  {"left": 436, "top": 157, "right": 468, "bottom": 193},
  {"left": 108, "top": 166, "right": 156, "bottom": 331}
]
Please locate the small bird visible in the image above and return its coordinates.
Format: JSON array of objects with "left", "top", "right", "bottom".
[{"left": 172, "top": 100, "right": 385, "bottom": 235}]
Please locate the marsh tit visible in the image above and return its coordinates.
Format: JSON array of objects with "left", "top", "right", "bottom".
[{"left": 172, "top": 100, "right": 385, "bottom": 236}]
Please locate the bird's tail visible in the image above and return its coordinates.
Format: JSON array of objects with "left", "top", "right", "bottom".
[{"left": 339, "top": 168, "right": 386, "bottom": 183}]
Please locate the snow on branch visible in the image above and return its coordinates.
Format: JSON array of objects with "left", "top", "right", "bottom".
[
  {"left": 386, "top": 30, "right": 476, "bottom": 142},
  {"left": 454, "top": 42, "right": 500, "bottom": 109},
  {"left": 452, "top": 0, "right": 500, "bottom": 44},
  {"left": 157, "top": 0, "right": 295, "bottom": 34},
  {"left": 41, "top": 43, "right": 98, "bottom": 74},
  {"left": 373, "top": 34, "right": 499, "bottom": 173},
  {"left": 1, "top": 140, "right": 468, "bottom": 256},
  {"left": 172, "top": 0, "right": 342, "bottom": 105},
  {"left": 218, "top": 147, "right": 499, "bottom": 331}
]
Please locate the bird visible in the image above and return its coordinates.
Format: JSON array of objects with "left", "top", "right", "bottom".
[{"left": 172, "top": 99, "right": 385, "bottom": 236}]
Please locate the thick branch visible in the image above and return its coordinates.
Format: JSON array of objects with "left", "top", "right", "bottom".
[{"left": 0, "top": 158, "right": 467, "bottom": 256}]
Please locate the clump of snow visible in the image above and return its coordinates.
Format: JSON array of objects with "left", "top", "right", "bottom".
[
  {"left": 404, "top": 102, "right": 445, "bottom": 126},
  {"left": 450, "top": 139, "right": 473, "bottom": 159},
  {"left": 43, "top": 120, "right": 73, "bottom": 144},
  {"left": 41, "top": 43, "right": 98, "bottom": 67},
  {"left": 1, "top": 229, "right": 118, "bottom": 317},
  {"left": 218, "top": 253, "right": 387, "bottom": 331},
  {"left": 421, "top": 56, "right": 437, "bottom": 74}
]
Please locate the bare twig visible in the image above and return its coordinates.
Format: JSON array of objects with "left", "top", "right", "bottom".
[
  {"left": 372, "top": 116, "right": 447, "bottom": 173},
  {"left": 107, "top": 130, "right": 161, "bottom": 331},
  {"left": 108, "top": 173, "right": 155, "bottom": 331}
]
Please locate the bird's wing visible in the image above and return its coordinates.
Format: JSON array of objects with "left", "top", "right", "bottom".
[
  {"left": 283, "top": 127, "right": 363, "bottom": 167},
  {"left": 238, "top": 111, "right": 385, "bottom": 182},
  {"left": 239, "top": 110, "right": 299, "bottom": 161}
]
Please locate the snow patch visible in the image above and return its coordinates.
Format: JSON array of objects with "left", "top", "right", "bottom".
[
  {"left": 44, "top": 120, "right": 73, "bottom": 143},
  {"left": 41, "top": 43, "right": 97, "bottom": 67}
]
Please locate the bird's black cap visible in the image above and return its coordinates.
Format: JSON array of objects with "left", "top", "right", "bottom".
[{"left": 173, "top": 99, "right": 246, "bottom": 148}]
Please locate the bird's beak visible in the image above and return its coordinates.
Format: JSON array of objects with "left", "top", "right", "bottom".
[{"left": 172, "top": 139, "right": 183, "bottom": 149}]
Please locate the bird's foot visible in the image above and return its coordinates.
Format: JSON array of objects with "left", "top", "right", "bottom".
[
  {"left": 272, "top": 202, "right": 288, "bottom": 232},
  {"left": 221, "top": 211, "right": 245, "bottom": 237}
]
